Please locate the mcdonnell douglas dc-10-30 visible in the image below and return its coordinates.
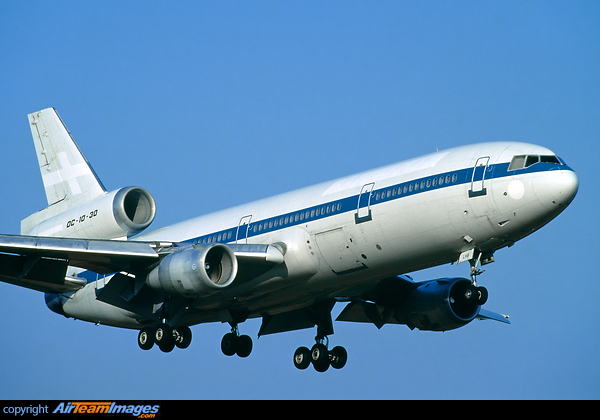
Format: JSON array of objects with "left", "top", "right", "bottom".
[{"left": 0, "top": 108, "right": 578, "bottom": 372}]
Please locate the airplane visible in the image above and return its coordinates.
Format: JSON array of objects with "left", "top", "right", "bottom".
[{"left": 0, "top": 108, "right": 578, "bottom": 372}]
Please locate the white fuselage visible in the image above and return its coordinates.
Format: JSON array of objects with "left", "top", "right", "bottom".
[{"left": 57, "top": 142, "right": 578, "bottom": 328}]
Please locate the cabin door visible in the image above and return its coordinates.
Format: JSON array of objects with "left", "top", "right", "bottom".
[{"left": 355, "top": 182, "right": 375, "bottom": 223}]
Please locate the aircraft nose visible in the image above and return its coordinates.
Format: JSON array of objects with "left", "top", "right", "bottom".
[{"left": 535, "top": 169, "right": 579, "bottom": 208}]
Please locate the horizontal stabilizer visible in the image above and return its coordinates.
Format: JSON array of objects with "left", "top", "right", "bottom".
[{"left": 476, "top": 308, "right": 510, "bottom": 324}]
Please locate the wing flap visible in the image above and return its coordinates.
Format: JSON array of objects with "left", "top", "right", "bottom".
[{"left": 0, "top": 253, "right": 71, "bottom": 293}]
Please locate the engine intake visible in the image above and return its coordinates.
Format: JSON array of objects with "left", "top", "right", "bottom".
[
  {"left": 24, "top": 186, "right": 156, "bottom": 239},
  {"left": 400, "top": 278, "right": 481, "bottom": 331},
  {"left": 146, "top": 244, "right": 238, "bottom": 298}
]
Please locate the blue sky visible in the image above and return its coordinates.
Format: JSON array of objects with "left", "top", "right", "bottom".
[{"left": 0, "top": 1, "right": 598, "bottom": 399}]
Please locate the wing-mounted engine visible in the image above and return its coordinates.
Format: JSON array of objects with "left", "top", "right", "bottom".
[
  {"left": 337, "top": 276, "right": 505, "bottom": 332},
  {"left": 22, "top": 186, "right": 156, "bottom": 239},
  {"left": 146, "top": 244, "right": 238, "bottom": 298},
  {"left": 399, "top": 278, "right": 483, "bottom": 331}
]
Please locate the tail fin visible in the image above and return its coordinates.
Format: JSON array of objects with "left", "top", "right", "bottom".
[{"left": 22, "top": 108, "right": 107, "bottom": 235}]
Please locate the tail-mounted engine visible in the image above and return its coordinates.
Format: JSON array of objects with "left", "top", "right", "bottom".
[
  {"left": 146, "top": 244, "right": 238, "bottom": 298},
  {"left": 400, "top": 278, "right": 484, "bottom": 331},
  {"left": 24, "top": 186, "right": 156, "bottom": 239}
]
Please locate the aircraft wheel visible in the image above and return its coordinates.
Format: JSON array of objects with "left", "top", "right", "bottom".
[
  {"left": 221, "top": 332, "right": 239, "bottom": 356},
  {"left": 330, "top": 346, "right": 347, "bottom": 369},
  {"left": 311, "top": 343, "right": 330, "bottom": 372},
  {"left": 175, "top": 326, "right": 192, "bottom": 349},
  {"left": 137, "top": 328, "right": 154, "bottom": 350},
  {"left": 236, "top": 334, "right": 253, "bottom": 358},
  {"left": 463, "top": 284, "right": 479, "bottom": 304},
  {"left": 294, "top": 347, "right": 311, "bottom": 370},
  {"left": 476, "top": 286, "right": 488, "bottom": 305},
  {"left": 155, "top": 324, "right": 175, "bottom": 353}
]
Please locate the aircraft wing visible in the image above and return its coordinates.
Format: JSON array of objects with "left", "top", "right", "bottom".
[
  {"left": 0, "top": 234, "right": 163, "bottom": 293},
  {"left": 0, "top": 234, "right": 285, "bottom": 295}
]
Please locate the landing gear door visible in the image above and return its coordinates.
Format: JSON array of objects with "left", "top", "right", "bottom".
[
  {"left": 469, "top": 157, "right": 490, "bottom": 198},
  {"left": 355, "top": 182, "right": 374, "bottom": 224},
  {"left": 236, "top": 215, "right": 252, "bottom": 244}
]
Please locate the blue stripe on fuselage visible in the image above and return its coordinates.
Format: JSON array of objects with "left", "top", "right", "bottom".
[{"left": 75, "top": 160, "right": 571, "bottom": 284}]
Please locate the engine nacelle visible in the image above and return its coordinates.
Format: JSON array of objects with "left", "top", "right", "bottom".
[
  {"left": 146, "top": 244, "right": 238, "bottom": 298},
  {"left": 399, "top": 278, "right": 481, "bottom": 331},
  {"left": 25, "top": 187, "right": 156, "bottom": 239}
]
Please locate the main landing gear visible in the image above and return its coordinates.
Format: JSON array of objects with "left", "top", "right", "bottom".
[
  {"left": 293, "top": 337, "right": 347, "bottom": 372},
  {"left": 292, "top": 300, "right": 348, "bottom": 372},
  {"left": 221, "top": 324, "right": 253, "bottom": 358},
  {"left": 137, "top": 324, "right": 192, "bottom": 353}
]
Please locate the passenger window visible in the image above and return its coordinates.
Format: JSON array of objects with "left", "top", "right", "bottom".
[
  {"left": 452, "top": 174, "right": 457, "bottom": 182},
  {"left": 445, "top": 175, "right": 450, "bottom": 183}
]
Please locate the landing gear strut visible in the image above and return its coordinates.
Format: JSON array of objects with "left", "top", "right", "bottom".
[{"left": 468, "top": 251, "right": 489, "bottom": 305}]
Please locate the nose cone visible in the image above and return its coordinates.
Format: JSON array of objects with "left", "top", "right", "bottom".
[{"left": 535, "top": 169, "right": 579, "bottom": 209}]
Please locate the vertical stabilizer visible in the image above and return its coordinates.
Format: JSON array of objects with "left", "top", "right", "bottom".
[
  {"left": 22, "top": 108, "right": 107, "bottom": 235},
  {"left": 28, "top": 108, "right": 106, "bottom": 206}
]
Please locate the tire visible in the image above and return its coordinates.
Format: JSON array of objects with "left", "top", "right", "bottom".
[
  {"left": 476, "top": 286, "right": 488, "bottom": 305},
  {"left": 463, "top": 284, "right": 479, "bottom": 304},
  {"left": 330, "top": 346, "right": 347, "bottom": 369},
  {"left": 221, "top": 332, "right": 238, "bottom": 356},
  {"left": 311, "top": 343, "right": 330, "bottom": 372},
  {"left": 293, "top": 347, "right": 311, "bottom": 370},
  {"left": 137, "top": 328, "right": 154, "bottom": 351},
  {"left": 155, "top": 324, "right": 175, "bottom": 353},
  {"left": 236, "top": 335, "right": 253, "bottom": 358},
  {"left": 175, "top": 326, "right": 192, "bottom": 349}
]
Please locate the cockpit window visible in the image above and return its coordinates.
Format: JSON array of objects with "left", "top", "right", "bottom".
[
  {"left": 525, "top": 155, "right": 539, "bottom": 167},
  {"left": 508, "top": 155, "right": 526, "bottom": 171},
  {"left": 508, "top": 154, "right": 562, "bottom": 171},
  {"left": 540, "top": 155, "right": 561, "bottom": 164}
]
